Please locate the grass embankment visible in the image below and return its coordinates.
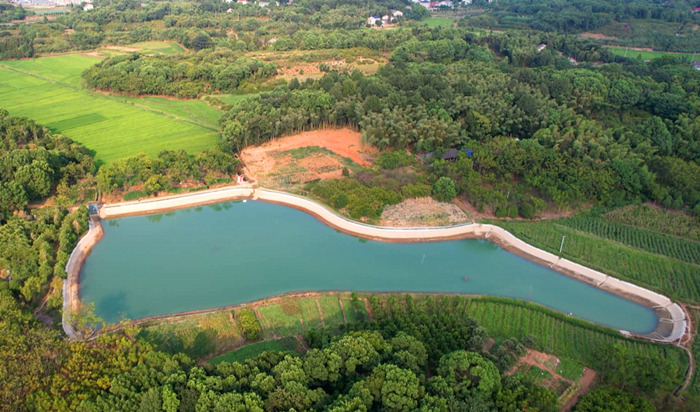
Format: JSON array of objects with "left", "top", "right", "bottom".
[
  {"left": 0, "top": 54, "right": 219, "bottom": 163},
  {"left": 490, "top": 206, "right": 700, "bottom": 304}
]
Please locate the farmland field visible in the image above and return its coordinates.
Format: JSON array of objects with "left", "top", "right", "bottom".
[
  {"left": 1, "top": 54, "right": 99, "bottom": 87},
  {"left": 422, "top": 17, "right": 456, "bottom": 27},
  {"left": 120, "top": 95, "right": 223, "bottom": 129},
  {"left": 494, "top": 220, "right": 700, "bottom": 303},
  {"left": 208, "top": 337, "right": 303, "bottom": 364},
  {"left": 558, "top": 217, "right": 700, "bottom": 265},
  {"left": 374, "top": 295, "right": 687, "bottom": 387},
  {"left": 606, "top": 47, "right": 696, "bottom": 61},
  {"left": 0, "top": 55, "right": 218, "bottom": 163}
]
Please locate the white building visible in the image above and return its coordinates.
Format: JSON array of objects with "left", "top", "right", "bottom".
[
  {"left": 367, "top": 16, "right": 381, "bottom": 26},
  {"left": 82, "top": 3, "right": 93, "bottom": 10},
  {"left": 391, "top": 10, "right": 403, "bottom": 18}
]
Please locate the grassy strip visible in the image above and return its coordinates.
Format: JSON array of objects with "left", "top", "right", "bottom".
[
  {"left": 208, "top": 337, "right": 302, "bottom": 364},
  {"left": 492, "top": 220, "right": 700, "bottom": 304}
]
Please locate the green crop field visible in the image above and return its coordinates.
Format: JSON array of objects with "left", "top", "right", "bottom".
[
  {"left": 0, "top": 55, "right": 218, "bottom": 163},
  {"left": 258, "top": 304, "right": 305, "bottom": 337},
  {"left": 558, "top": 217, "right": 700, "bottom": 265},
  {"left": 423, "top": 17, "right": 456, "bottom": 27},
  {"left": 317, "top": 296, "right": 345, "bottom": 326},
  {"left": 130, "top": 41, "right": 186, "bottom": 55},
  {"left": 217, "top": 93, "right": 260, "bottom": 106},
  {"left": 494, "top": 220, "right": 700, "bottom": 303},
  {"left": 466, "top": 297, "right": 687, "bottom": 382},
  {"left": 120, "top": 95, "right": 223, "bottom": 129},
  {"left": 138, "top": 311, "right": 244, "bottom": 359},
  {"left": 299, "top": 298, "right": 324, "bottom": 329},
  {"left": 1, "top": 54, "right": 99, "bottom": 87},
  {"left": 606, "top": 47, "right": 696, "bottom": 62},
  {"left": 603, "top": 205, "right": 700, "bottom": 242},
  {"left": 208, "top": 336, "right": 303, "bottom": 364}
]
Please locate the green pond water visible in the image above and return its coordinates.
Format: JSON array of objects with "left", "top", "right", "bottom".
[{"left": 80, "top": 201, "right": 658, "bottom": 333}]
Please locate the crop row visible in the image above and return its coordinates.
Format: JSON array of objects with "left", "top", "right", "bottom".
[
  {"left": 497, "top": 221, "right": 700, "bottom": 303},
  {"left": 603, "top": 205, "right": 700, "bottom": 242},
  {"left": 560, "top": 217, "right": 700, "bottom": 265},
  {"left": 463, "top": 297, "right": 687, "bottom": 380}
]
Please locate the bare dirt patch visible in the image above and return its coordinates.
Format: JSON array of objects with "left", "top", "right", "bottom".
[
  {"left": 380, "top": 197, "right": 471, "bottom": 227},
  {"left": 240, "top": 128, "right": 376, "bottom": 188},
  {"left": 508, "top": 349, "right": 596, "bottom": 411},
  {"left": 579, "top": 32, "right": 619, "bottom": 40}
]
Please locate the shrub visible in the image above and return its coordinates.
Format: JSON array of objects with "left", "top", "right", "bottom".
[
  {"left": 401, "top": 183, "right": 432, "bottom": 199},
  {"left": 376, "top": 151, "right": 413, "bottom": 169},
  {"left": 519, "top": 203, "right": 536, "bottom": 219},
  {"left": 495, "top": 206, "right": 508, "bottom": 218},
  {"left": 238, "top": 309, "right": 262, "bottom": 340},
  {"left": 507, "top": 205, "right": 518, "bottom": 218},
  {"left": 331, "top": 193, "right": 349, "bottom": 209},
  {"left": 433, "top": 177, "right": 456, "bottom": 202}
]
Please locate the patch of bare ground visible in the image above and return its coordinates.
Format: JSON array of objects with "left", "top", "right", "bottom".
[
  {"left": 240, "top": 128, "right": 376, "bottom": 188},
  {"left": 580, "top": 32, "right": 619, "bottom": 40},
  {"left": 508, "top": 349, "right": 596, "bottom": 412},
  {"left": 380, "top": 197, "right": 471, "bottom": 227},
  {"left": 452, "top": 197, "right": 575, "bottom": 220}
]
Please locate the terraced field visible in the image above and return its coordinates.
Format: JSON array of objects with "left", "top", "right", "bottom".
[{"left": 0, "top": 55, "right": 218, "bottom": 163}]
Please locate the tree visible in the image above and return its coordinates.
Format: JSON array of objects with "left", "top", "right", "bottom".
[
  {"left": 191, "top": 33, "right": 212, "bottom": 51},
  {"left": 365, "top": 364, "right": 422, "bottom": 411},
  {"left": 237, "top": 309, "right": 262, "bottom": 340},
  {"left": 574, "top": 386, "right": 654, "bottom": 412},
  {"left": 436, "top": 351, "right": 501, "bottom": 400},
  {"left": 432, "top": 177, "right": 456, "bottom": 202}
]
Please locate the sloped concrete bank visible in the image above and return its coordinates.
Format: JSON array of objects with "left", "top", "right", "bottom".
[
  {"left": 64, "top": 185, "right": 686, "bottom": 343},
  {"left": 62, "top": 216, "right": 103, "bottom": 340}
]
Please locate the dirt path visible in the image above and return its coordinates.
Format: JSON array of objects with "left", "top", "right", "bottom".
[
  {"left": 338, "top": 298, "right": 348, "bottom": 326},
  {"left": 562, "top": 369, "right": 596, "bottom": 411},
  {"left": 315, "top": 299, "right": 326, "bottom": 327}
]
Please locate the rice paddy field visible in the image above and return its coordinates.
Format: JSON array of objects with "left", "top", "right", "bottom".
[{"left": 0, "top": 54, "right": 219, "bottom": 163}]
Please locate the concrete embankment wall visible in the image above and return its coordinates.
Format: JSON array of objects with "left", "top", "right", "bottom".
[
  {"left": 70, "top": 185, "right": 685, "bottom": 343},
  {"left": 62, "top": 216, "right": 103, "bottom": 340}
]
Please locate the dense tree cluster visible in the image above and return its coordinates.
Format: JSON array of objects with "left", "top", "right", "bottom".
[
  {"left": 0, "top": 110, "right": 95, "bottom": 221},
  {"left": 472, "top": 0, "right": 700, "bottom": 32},
  {"left": 221, "top": 30, "right": 700, "bottom": 215},
  {"left": 0, "top": 206, "right": 88, "bottom": 305},
  {"left": 83, "top": 51, "right": 276, "bottom": 98},
  {"left": 466, "top": 0, "right": 700, "bottom": 52},
  {"left": 96, "top": 147, "right": 239, "bottom": 195},
  {"left": 0, "top": 3, "right": 26, "bottom": 23}
]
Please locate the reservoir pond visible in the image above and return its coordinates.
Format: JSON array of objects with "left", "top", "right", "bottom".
[{"left": 80, "top": 201, "right": 657, "bottom": 333}]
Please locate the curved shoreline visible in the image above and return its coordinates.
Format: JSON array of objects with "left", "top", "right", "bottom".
[{"left": 63, "top": 185, "right": 686, "bottom": 343}]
